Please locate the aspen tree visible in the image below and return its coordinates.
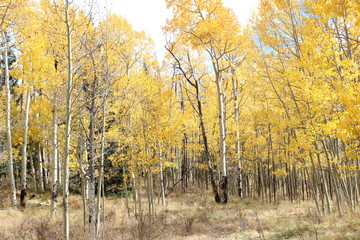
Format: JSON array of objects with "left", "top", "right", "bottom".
[
  {"left": 51, "top": 96, "right": 58, "bottom": 216},
  {"left": 20, "top": 91, "right": 31, "bottom": 207},
  {"left": 165, "top": 0, "right": 243, "bottom": 203},
  {"left": 96, "top": 10, "right": 110, "bottom": 233},
  {"left": 2, "top": 30, "right": 16, "bottom": 208},
  {"left": 0, "top": 0, "right": 29, "bottom": 209},
  {"left": 63, "top": 0, "right": 73, "bottom": 238},
  {"left": 165, "top": 43, "right": 221, "bottom": 202}
]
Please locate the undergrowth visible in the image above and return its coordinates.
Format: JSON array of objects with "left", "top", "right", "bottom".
[{"left": 0, "top": 190, "right": 359, "bottom": 239}]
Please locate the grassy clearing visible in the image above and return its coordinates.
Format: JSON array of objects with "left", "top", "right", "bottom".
[{"left": 0, "top": 189, "right": 359, "bottom": 239}]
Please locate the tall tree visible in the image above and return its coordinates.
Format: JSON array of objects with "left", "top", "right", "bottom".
[
  {"left": 165, "top": 43, "right": 221, "bottom": 202},
  {"left": 0, "top": 0, "right": 28, "bottom": 209},
  {"left": 20, "top": 91, "right": 30, "bottom": 207},
  {"left": 165, "top": 0, "right": 243, "bottom": 203},
  {"left": 2, "top": 30, "right": 16, "bottom": 208},
  {"left": 63, "top": 0, "right": 72, "bottom": 237}
]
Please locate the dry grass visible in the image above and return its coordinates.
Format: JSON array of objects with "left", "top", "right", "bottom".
[{"left": 0, "top": 189, "right": 360, "bottom": 239}]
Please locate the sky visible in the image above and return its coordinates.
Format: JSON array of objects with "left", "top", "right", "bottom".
[{"left": 95, "top": 0, "right": 260, "bottom": 59}]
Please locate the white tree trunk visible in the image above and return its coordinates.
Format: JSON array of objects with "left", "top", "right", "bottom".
[
  {"left": 88, "top": 82, "right": 96, "bottom": 239},
  {"left": 96, "top": 101, "right": 106, "bottom": 236},
  {"left": 29, "top": 144, "right": 37, "bottom": 193},
  {"left": 63, "top": 1, "right": 73, "bottom": 238},
  {"left": 51, "top": 101, "right": 58, "bottom": 217},
  {"left": 2, "top": 30, "right": 17, "bottom": 208},
  {"left": 78, "top": 135, "right": 87, "bottom": 230},
  {"left": 216, "top": 78, "right": 228, "bottom": 203},
  {"left": 20, "top": 91, "right": 31, "bottom": 208},
  {"left": 132, "top": 172, "right": 139, "bottom": 217},
  {"left": 37, "top": 143, "right": 44, "bottom": 193},
  {"left": 42, "top": 145, "right": 49, "bottom": 189},
  {"left": 57, "top": 151, "right": 62, "bottom": 185},
  {"left": 232, "top": 76, "right": 243, "bottom": 198},
  {"left": 159, "top": 143, "right": 166, "bottom": 206}
]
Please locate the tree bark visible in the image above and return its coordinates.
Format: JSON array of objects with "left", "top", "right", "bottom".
[
  {"left": 37, "top": 143, "right": 44, "bottom": 193},
  {"left": 314, "top": 142, "right": 331, "bottom": 214},
  {"left": 51, "top": 100, "right": 58, "bottom": 217},
  {"left": 63, "top": 1, "right": 73, "bottom": 238},
  {"left": 181, "top": 133, "right": 188, "bottom": 193},
  {"left": 215, "top": 76, "right": 228, "bottom": 204},
  {"left": 42, "top": 145, "right": 49, "bottom": 190},
  {"left": 232, "top": 75, "right": 243, "bottom": 198},
  {"left": 88, "top": 89, "right": 96, "bottom": 238},
  {"left": 2, "top": 30, "right": 17, "bottom": 208},
  {"left": 29, "top": 144, "right": 37, "bottom": 193},
  {"left": 159, "top": 143, "right": 166, "bottom": 206},
  {"left": 20, "top": 91, "right": 31, "bottom": 208},
  {"left": 96, "top": 100, "right": 106, "bottom": 236},
  {"left": 78, "top": 136, "right": 88, "bottom": 231}
]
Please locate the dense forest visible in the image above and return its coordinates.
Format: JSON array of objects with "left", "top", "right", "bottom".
[{"left": 0, "top": 0, "right": 359, "bottom": 239}]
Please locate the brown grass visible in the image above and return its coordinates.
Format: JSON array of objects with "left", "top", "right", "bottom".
[{"left": 0, "top": 190, "right": 360, "bottom": 239}]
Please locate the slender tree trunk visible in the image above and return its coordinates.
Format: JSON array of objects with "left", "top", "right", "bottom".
[
  {"left": 232, "top": 72, "right": 243, "bottom": 198},
  {"left": 315, "top": 143, "right": 331, "bottom": 214},
  {"left": 102, "top": 180, "right": 105, "bottom": 231},
  {"left": 88, "top": 91, "right": 96, "bottom": 238},
  {"left": 2, "top": 30, "right": 16, "bottom": 208},
  {"left": 147, "top": 167, "right": 155, "bottom": 222},
  {"left": 159, "top": 143, "right": 166, "bottom": 206},
  {"left": 20, "top": 91, "right": 31, "bottom": 208},
  {"left": 37, "top": 143, "right": 44, "bottom": 193},
  {"left": 165, "top": 46, "right": 220, "bottom": 202},
  {"left": 96, "top": 100, "right": 106, "bottom": 236},
  {"left": 309, "top": 153, "right": 322, "bottom": 216},
  {"left": 82, "top": 175, "right": 87, "bottom": 230},
  {"left": 63, "top": 1, "right": 73, "bottom": 238},
  {"left": 182, "top": 133, "right": 188, "bottom": 193},
  {"left": 216, "top": 78, "right": 228, "bottom": 204},
  {"left": 29, "top": 144, "right": 37, "bottom": 193},
  {"left": 137, "top": 175, "right": 143, "bottom": 222},
  {"left": 78, "top": 136, "right": 88, "bottom": 231},
  {"left": 196, "top": 85, "right": 220, "bottom": 203},
  {"left": 58, "top": 151, "right": 62, "bottom": 185},
  {"left": 323, "top": 138, "right": 342, "bottom": 216},
  {"left": 86, "top": 35, "right": 99, "bottom": 240},
  {"left": 132, "top": 173, "right": 139, "bottom": 218},
  {"left": 42, "top": 145, "right": 49, "bottom": 190},
  {"left": 51, "top": 102, "right": 58, "bottom": 217}
]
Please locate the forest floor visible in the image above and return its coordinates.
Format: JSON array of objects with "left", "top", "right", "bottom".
[{"left": 0, "top": 188, "right": 359, "bottom": 239}]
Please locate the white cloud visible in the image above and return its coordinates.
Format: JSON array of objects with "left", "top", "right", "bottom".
[{"left": 96, "top": 0, "right": 259, "bottom": 59}]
